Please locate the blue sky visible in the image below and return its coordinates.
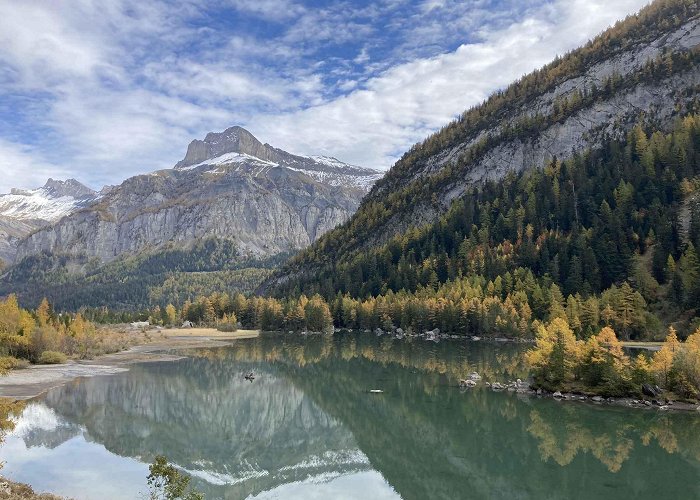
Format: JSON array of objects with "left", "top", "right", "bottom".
[{"left": 0, "top": 0, "right": 650, "bottom": 192}]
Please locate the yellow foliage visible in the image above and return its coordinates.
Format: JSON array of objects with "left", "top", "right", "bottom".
[{"left": 651, "top": 327, "right": 680, "bottom": 386}]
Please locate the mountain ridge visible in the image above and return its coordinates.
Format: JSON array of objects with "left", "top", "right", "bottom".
[
  {"left": 0, "top": 178, "right": 97, "bottom": 265},
  {"left": 266, "top": 0, "right": 700, "bottom": 296}
]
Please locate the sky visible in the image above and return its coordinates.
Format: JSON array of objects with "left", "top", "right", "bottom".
[{"left": 0, "top": 0, "right": 652, "bottom": 192}]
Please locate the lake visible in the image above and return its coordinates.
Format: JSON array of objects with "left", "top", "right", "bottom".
[{"left": 2, "top": 333, "right": 700, "bottom": 499}]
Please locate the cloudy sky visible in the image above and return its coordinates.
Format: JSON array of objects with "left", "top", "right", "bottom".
[{"left": 0, "top": 0, "right": 651, "bottom": 192}]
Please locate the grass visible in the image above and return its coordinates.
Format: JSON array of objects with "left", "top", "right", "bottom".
[{"left": 163, "top": 327, "right": 260, "bottom": 338}]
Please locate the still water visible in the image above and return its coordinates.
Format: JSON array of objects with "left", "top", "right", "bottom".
[{"left": 2, "top": 333, "right": 700, "bottom": 499}]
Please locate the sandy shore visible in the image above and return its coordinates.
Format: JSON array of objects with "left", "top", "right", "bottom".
[{"left": 0, "top": 328, "right": 259, "bottom": 400}]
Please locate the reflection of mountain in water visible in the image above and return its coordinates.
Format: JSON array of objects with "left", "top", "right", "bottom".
[
  {"left": 12, "top": 403, "right": 81, "bottom": 450},
  {"left": 39, "top": 358, "right": 371, "bottom": 498},
  {"left": 213, "top": 335, "right": 700, "bottom": 500},
  {"left": 13, "top": 333, "right": 700, "bottom": 500}
]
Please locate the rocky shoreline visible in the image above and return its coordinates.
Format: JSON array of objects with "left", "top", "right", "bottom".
[
  {"left": 0, "top": 330, "right": 258, "bottom": 400},
  {"left": 0, "top": 476, "right": 64, "bottom": 499},
  {"left": 458, "top": 372, "right": 700, "bottom": 411}
]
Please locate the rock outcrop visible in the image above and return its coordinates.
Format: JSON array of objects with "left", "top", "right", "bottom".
[
  {"left": 366, "top": 16, "right": 700, "bottom": 242},
  {"left": 13, "top": 128, "right": 383, "bottom": 263},
  {"left": 0, "top": 179, "right": 96, "bottom": 264}
]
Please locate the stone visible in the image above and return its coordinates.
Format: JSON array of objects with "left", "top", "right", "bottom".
[
  {"left": 642, "top": 383, "right": 659, "bottom": 398},
  {"left": 553, "top": 391, "right": 563, "bottom": 398},
  {"left": 592, "top": 396, "right": 603, "bottom": 402}
]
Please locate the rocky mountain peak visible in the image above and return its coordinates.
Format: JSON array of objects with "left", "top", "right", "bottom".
[
  {"left": 42, "top": 178, "right": 96, "bottom": 199},
  {"left": 175, "top": 126, "right": 280, "bottom": 169}
]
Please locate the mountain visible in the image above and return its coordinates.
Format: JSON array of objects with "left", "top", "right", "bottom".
[
  {"left": 0, "top": 179, "right": 97, "bottom": 264},
  {"left": 1, "top": 127, "right": 383, "bottom": 309},
  {"left": 13, "top": 126, "right": 381, "bottom": 265},
  {"left": 265, "top": 0, "right": 700, "bottom": 335}
]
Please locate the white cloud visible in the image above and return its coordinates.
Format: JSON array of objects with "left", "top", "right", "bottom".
[
  {"left": 0, "top": 139, "right": 72, "bottom": 191},
  {"left": 249, "top": 0, "right": 650, "bottom": 170},
  {"left": 0, "top": 0, "right": 652, "bottom": 194}
]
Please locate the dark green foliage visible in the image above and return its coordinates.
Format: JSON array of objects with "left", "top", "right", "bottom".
[
  {"left": 0, "top": 238, "right": 282, "bottom": 311},
  {"left": 269, "top": 115, "right": 700, "bottom": 338},
  {"left": 147, "top": 455, "right": 204, "bottom": 500}
]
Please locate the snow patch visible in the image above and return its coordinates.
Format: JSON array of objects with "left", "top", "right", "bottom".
[
  {"left": 178, "top": 459, "right": 269, "bottom": 486},
  {"left": 176, "top": 152, "right": 278, "bottom": 171},
  {"left": 0, "top": 185, "right": 97, "bottom": 222},
  {"left": 278, "top": 450, "right": 370, "bottom": 472}
]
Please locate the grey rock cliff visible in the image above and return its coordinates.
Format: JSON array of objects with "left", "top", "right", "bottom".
[
  {"left": 366, "top": 17, "right": 700, "bottom": 244},
  {"left": 14, "top": 128, "right": 383, "bottom": 263},
  {"left": 0, "top": 179, "right": 96, "bottom": 264}
]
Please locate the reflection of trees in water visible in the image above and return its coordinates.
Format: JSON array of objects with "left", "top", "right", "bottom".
[
  {"left": 527, "top": 403, "right": 700, "bottom": 473},
  {"left": 192, "top": 333, "right": 529, "bottom": 390},
  {"left": 527, "top": 409, "right": 634, "bottom": 472},
  {"left": 11, "top": 334, "right": 700, "bottom": 500},
  {"left": 0, "top": 399, "right": 25, "bottom": 463}
]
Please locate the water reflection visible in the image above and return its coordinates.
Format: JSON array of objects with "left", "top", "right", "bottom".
[{"left": 2, "top": 333, "right": 700, "bottom": 500}]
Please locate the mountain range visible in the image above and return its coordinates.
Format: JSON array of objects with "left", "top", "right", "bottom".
[
  {"left": 0, "top": 179, "right": 98, "bottom": 264},
  {"left": 2, "top": 0, "right": 699, "bottom": 321},
  {"left": 0, "top": 127, "right": 382, "bottom": 308},
  {"left": 1, "top": 126, "right": 381, "bottom": 267}
]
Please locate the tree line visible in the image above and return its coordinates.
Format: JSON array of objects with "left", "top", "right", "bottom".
[
  {"left": 527, "top": 316, "right": 700, "bottom": 399},
  {"left": 269, "top": 114, "right": 700, "bottom": 340}
]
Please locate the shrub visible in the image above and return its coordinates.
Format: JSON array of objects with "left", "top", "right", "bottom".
[
  {"left": 0, "top": 356, "right": 29, "bottom": 375},
  {"left": 37, "top": 351, "right": 68, "bottom": 365},
  {"left": 216, "top": 322, "right": 238, "bottom": 332}
]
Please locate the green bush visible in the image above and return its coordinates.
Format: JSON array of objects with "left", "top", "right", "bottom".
[{"left": 37, "top": 351, "right": 68, "bottom": 365}]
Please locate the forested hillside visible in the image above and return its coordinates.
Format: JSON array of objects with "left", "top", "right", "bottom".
[
  {"left": 268, "top": 0, "right": 699, "bottom": 296},
  {"left": 262, "top": 0, "right": 700, "bottom": 339},
  {"left": 260, "top": 116, "right": 700, "bottom": 339},
  {"left": 0, "top": 238, "right": 281, "bottom": 310}
]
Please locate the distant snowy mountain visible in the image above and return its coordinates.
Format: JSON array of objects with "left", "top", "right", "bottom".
[
  {"left": 0, "top": 179, "right": 96, "bottom": 264},
  {"left": 0, "top": 179, "right": 96, "bottom": 222}
]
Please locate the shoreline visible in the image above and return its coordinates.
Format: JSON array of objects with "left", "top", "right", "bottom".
[
  {"left": 0, "top": 329, "right": 259, "bottom": 401},
  {"left": 461, "top": 382, "right": 700, "bottom": 412}
]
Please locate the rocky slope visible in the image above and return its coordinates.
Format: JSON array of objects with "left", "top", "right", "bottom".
[
  {"left": 0, "top": 179, "right": 97, "bottom": 264},
  {"left": 267, "top": 0, "right": 700, "bottom": 291},
  {"left": 13, "top": 127, "right": 383, "bottom": 264}
]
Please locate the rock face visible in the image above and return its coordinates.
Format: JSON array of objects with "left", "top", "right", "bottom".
[
  {"left": 263, "top": 7, "right": 700, "bottom": 292},
  {"left": 367, "top": 16, "right": 700, "bottom": 244},
  {"left": 0, "top": 179, "right": 96, "bottom": 264},
  {"left": 14, "top": 128, "right": 383, "bottom": 263}
]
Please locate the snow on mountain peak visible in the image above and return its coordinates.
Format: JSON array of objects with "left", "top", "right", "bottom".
[{"left": 0, "top": 179, "right": 97, "bottom": 223}]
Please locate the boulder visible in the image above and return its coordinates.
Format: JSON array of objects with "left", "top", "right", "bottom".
[
  {"left": 642, "top": 383, "right": 659, "bottom": 398},
  {"left": 553, "top": 391, "right": 563, "bottom": 398}
]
